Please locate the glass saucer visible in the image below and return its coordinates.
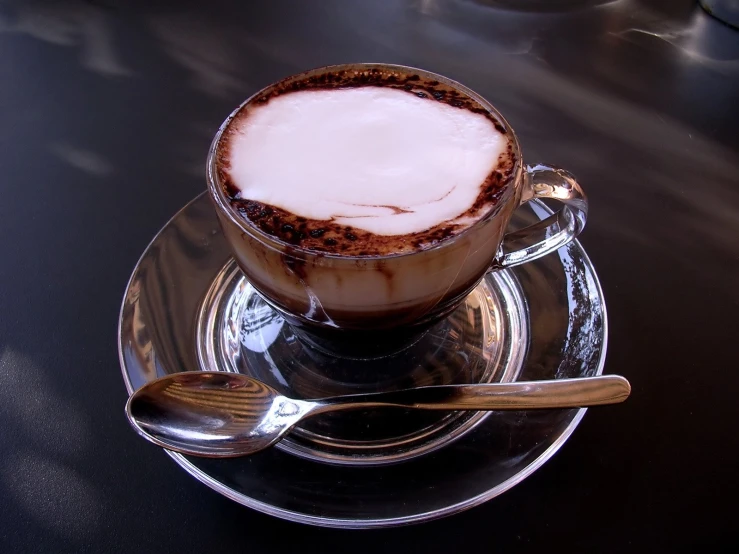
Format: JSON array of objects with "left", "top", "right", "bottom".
[{"left": 118, "top": 193, "right": 607, "bottom": 528}]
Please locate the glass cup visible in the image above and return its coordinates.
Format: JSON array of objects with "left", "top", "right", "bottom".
[{"left": 207, "top": 63, "right": 586, "bottom": 358}]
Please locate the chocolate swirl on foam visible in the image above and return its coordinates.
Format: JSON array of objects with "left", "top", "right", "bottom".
[{"left": 216, "top": 67, "right": 517, "bottom": 257}]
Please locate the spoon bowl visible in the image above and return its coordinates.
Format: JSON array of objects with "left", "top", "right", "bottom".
[{"left": 127, "top": 372, "right": 313, "bottom": 457}]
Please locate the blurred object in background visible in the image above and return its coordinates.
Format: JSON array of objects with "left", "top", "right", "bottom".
[
  {"left": 468, "top": 0, "right": 614, "bottom": 10},
  {"left": 700, "top": 0, "right": 739, "bottom": 28}
]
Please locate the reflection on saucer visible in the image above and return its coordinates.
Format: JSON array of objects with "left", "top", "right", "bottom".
[{"left": 240, "top": 301, "right": 284, "bottom": 353}]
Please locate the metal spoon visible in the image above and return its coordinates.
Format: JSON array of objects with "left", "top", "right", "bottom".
[{"left": 125, "top": 372, "right": 630, "bottom": 458}]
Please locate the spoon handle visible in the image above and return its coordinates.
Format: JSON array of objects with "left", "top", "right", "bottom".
[{"left": 313, "top": 375, "right": 630, "bottom": 413}]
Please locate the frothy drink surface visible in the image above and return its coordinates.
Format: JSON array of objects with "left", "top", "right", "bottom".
[{"left": 218, "top": 74, "right": 514, "bottom": 256}]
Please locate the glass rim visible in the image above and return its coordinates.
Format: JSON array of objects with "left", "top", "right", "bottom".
[{"left": 206, "top": 62, "right": 523, "bottom": 261}]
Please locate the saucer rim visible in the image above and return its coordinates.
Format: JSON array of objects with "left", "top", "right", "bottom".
[{"left": 118, "top": 192, "right": 608, "bottom": 529}]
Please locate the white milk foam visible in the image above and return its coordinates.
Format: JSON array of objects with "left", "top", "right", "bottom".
[{"left": 226, "top": 87, "right": 507, "bottom": 236}]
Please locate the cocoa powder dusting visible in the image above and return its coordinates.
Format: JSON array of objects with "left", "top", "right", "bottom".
[{"left": 217, "top": 67, "right": 517, "bottom": 257}]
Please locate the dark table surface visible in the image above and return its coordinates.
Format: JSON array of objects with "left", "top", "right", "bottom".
[{"left": 1, "top": 0, "right": 738, "bottom": 552}]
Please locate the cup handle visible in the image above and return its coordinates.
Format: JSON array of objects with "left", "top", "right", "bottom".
[{"left": 490, "top": 163, "right": 588, "bottom": 270}]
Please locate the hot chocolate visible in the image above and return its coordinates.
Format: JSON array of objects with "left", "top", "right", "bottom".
[
  {"left": 207, "top": 64, "right": 571, "bottom": 358},
  {"left": 215, "top": 68, "right": 515, "bottom": 257}
]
